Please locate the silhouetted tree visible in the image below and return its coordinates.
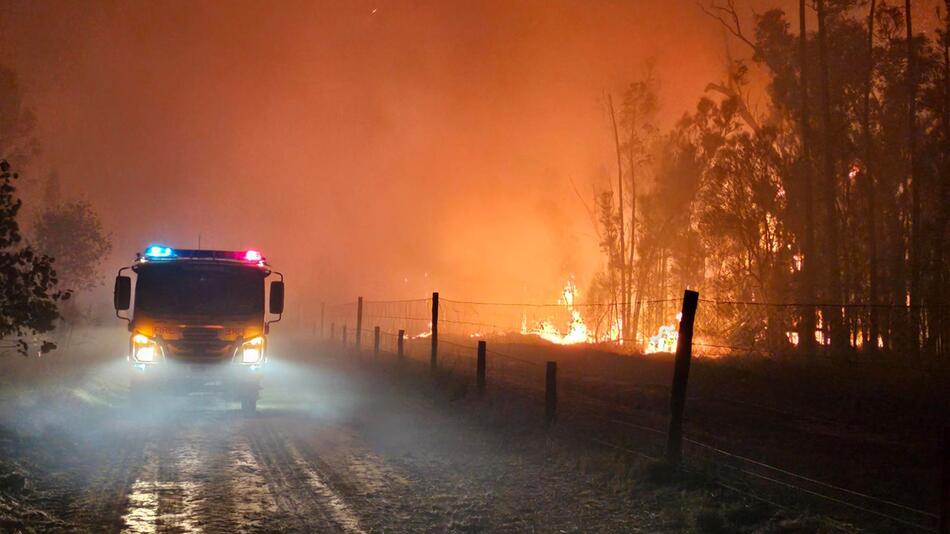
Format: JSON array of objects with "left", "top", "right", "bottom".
[
  {"left": 0, "top": 160, "right": 69, "bottom": 355},
  {"left": 798, "top": 0, "right": 818, "bottom": 354},
  {"left": 596, "top": 1, "right": 948, "bottom": 358},
  {"left": 33, "top": 200, "right": 112, "bottom": 293}
]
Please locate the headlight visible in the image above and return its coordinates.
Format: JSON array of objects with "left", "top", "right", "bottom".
[
  {"left": 239, "top": 336, "right": 265, "bottom": 364},
  {"left": 132, "top": 333, "right": 162, "bottom": 363}
]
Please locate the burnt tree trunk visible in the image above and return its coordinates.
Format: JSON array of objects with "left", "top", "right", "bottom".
[
  {"left": 931, "top": 4, "right": 950, "bottom": 358},
  {"left": 862, "top": 0, "right": 880, "bottom": 352},
  {"left": 798, "top": 0, "right": 818, "bottom": 354},
  {"left": 816, "top": 0, "right": 846, "bottom": 354},
  {"left": 626, "top": 156, "right": 637, "bottom": 344},
  {"left": 608, "top": 94, "right": 630, "bottom": 342},
  {"left": 906, "top": 0, "right": 922, "bottom": 359}
]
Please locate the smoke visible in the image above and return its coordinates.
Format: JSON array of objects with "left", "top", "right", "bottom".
[
  {"left": 0, "top": 326, "right": 360, "bottom": 441},
  {"left": 2, "top": 0, "right": 755, "bottom": 318}
]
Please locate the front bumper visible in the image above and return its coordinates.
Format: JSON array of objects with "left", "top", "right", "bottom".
[{"left": 130, "top": 360, "right": 262, "bottom": 395}]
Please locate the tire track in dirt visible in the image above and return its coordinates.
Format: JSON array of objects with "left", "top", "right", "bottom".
[
  {"left": 118, "top": 412, "right": 271, "bottom": 533},
  {"left": 67, "top": 421, "right": 152, "bottom": 532},
  {"left": 284, "top": 441, "right": 365, "bottom": 534},
  {"left": 224, "top": 430, "right": 279, "bottom": 532},
  {"left": 120, "top": 419, "right": 212, "bottom": 533},
  {"left": 285, "top": 424, "right": 420, "bottom": 530},
  {"left": 243, "top": 417, "right": 344, "bottom": 532}
]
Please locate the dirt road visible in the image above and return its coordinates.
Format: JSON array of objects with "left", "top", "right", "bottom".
[{"left": 2, "top": 341, "right": 692, "bottom": 533}]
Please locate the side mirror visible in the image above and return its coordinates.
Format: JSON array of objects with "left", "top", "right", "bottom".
[
  {"left": 114, "top": 276, "right": 131, "bottom": 311},
  {"left": 269, "top": 280, "right": 285, "bottom": 315}
]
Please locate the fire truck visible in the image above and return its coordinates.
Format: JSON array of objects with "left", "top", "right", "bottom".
[{"left": 113, "top": 245, "right": 284, "bottom": 414}]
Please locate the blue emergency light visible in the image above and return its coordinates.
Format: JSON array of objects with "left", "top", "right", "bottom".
[
  {"left": 142, "top": 244, "right": 265, "bottom": 263},
  {"left": 144, "top": 245, "right": 174, "bottom": 258}
]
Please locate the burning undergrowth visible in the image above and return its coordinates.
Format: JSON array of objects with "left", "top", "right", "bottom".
[{"left": 512, "top": 277, "right": 682, "bottom": 354}]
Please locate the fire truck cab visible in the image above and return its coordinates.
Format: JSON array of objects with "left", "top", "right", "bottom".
[{"left": 113, "top": 245, "right": 284, "bottom": 414}]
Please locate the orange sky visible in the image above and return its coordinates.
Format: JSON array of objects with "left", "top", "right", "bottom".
[{"left": 2, "top": 0, "right": 828, "bottom": 318}]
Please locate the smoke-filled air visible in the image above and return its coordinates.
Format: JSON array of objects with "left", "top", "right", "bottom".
[{"left": 1, "top": 1, "right": 947, "bottom": 532}]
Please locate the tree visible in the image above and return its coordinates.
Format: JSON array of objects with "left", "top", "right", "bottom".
[
  {"left": 816, "top": 0, "right": 848, "bottom": 353},
  {"left": 619, "top": 72, "right": 660, "bottom": 341},
  {"left": 594, "top": 72, "right": 661, "bottom": 346},
  {"left": 0, "top": 66, "right": 38, "bottom": 164},
  {"left": 33, "top": 200, "right": 112, "bottom": 293},
  {"left": 607, "top": 94, "right": 628, "bottom": 342},
  {"left": 932, "top": 1, "right": 950, "bottom": 355},
  {"left": 587, "top": 1, "right": 947, "bottom": 358},
  {"left": 798, "top": 0, "right": 818, "bottom": 353},
  {"left": 0, "top": 160, "right": 69, "bottom": 355},
  {"left": 904, "top": 0, "right": 921, "bottom": 358},
  {"left": 861, "top": 0, "right": 880, "bottom": 352}
]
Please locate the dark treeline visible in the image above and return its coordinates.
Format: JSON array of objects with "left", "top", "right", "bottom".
[{"left": 593, "top": 0, "right": 949, "bottom": 360}]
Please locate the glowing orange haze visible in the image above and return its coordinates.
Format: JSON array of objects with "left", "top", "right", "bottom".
[{"left": 1, "top": 0, "right": 797, "bottom": 321}]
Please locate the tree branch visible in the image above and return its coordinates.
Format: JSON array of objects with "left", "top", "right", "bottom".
[
  {"left": 704, "top": 82, "right": 762, "bottom": 134},
  {"left": 698, "top": 0, "right": 759, "bottom": 53},
  {"left": 568, "top": 175, "right": 601, "bottom": 240}
]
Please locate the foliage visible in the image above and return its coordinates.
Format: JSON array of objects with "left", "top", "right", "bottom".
[
  {"left": 33, "top": 200, "right": 112, "bottom": 292},
  {"left": 595, "top": 2, "right": 950, "bottom": 357},
  {"left": 0, "top": 160, "right": 69, "bottom": 355}
]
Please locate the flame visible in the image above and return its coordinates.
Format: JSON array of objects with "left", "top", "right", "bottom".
[
  {"left": 644, "top": 324, "right": 678, "bottom": 353},
  {"left": 516, "top": 277, "right": 634, "bottom": 346},
  {"left": 786, "top": 331, "right": 800, "bottom": 346},
  {"left": 644, "top": 312, "right": 681, "bottom": 354},
  {"left": 535, "top": 309, "right": 591, "bottom": 345},
  {"left": 521, "top": 278, "right": 595, "bottom": 345},
  {"left": 412, "top": 322, "right": 432, "bottom": 339}
]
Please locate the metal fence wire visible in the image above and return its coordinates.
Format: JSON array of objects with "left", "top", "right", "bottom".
[
  {"left": 330, "top": 294, "right": 947, "bottom": 364},
  {"left": 319, "top": 291, "right": 948, "bottom": 532}
]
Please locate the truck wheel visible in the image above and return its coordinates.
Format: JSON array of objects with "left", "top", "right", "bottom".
[{"left": 241, "top": 396, "right": 257, "bottom": 416}]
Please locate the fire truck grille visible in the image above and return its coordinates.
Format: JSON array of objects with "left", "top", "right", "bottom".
[{"left": 166, "top": 328, "right": 232, "bottom": 360}]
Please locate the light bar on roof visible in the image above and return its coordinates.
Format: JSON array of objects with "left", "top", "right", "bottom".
[
  {"left": 144, "top": 245, "right": 174, "bottom": 258},
  {"left": 140, "top": 246, "right": 265, "bottom": 263}
]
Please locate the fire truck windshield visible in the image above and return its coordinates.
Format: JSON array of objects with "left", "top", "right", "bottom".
[{"left": 134, "top": 263, "right": 264, "bottom": 318}]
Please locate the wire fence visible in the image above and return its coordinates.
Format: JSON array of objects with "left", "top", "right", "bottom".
[
  {"left": 326, "top": 293, "right": 948, "bottom": 366},
  {"left": 693, "top": 298, "right": 948, "bottom": 363},
  {"left": 319, "top": 290, "right": 948, "bottom": 532}
]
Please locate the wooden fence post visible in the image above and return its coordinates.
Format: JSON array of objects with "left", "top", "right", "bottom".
[
  {"left": 666, "top": 289, "right": 699, "bottom": 465},
  {"left": 330, "top": 322, "right": 335, "bottom": 341},
  {"left": 545, "top": 361, "right": 557, "bottom": 427},
  {"left": 430, "top": 292, "right": 439, "bottom": 372},
  {"left": 320, "top": 302, "right": 325, "bottom": 339},
  {"left": 342, "top": 324, "right": 347, "bottom": 346},
  {"left": 355, "top": 296, "right": 363, "bottom": 350},
  {"left": 476, "top": 341, "right": 487, "bottom": 395},
  {"left": 941, "top": 426, "right": 948, "bottom": 534},
  {"left": 373, "top": 326, "right": 380, "bottom": 357},
  {"left": 397, "top": 330, "right": 405, "bottom": 361}
]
